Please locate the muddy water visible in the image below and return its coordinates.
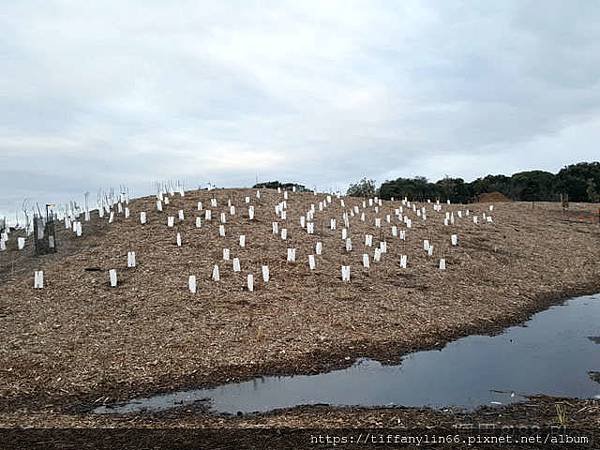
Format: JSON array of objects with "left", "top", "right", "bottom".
[{"left": 95, "top": 294, "right": 600, "bottom": 415}]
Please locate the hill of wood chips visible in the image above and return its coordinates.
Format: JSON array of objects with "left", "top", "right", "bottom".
[{"left": 0, "top": 189, "right": 599, "bottom": 420}]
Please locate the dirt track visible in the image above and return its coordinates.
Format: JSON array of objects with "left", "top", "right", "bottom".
[{"left": 0, "top": 189, "right": 599, "bottom": 428}]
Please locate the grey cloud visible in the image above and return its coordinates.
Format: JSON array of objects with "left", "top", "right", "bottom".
[{"left": 1, "top": 0, "right": 600, "bottom": 221}]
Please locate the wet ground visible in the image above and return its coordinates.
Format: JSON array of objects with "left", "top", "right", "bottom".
[{"left": 95, "top": 294, "right": 600, "bottom": 415}]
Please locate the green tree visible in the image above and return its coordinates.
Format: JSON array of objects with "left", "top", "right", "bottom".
[
  {"left": 555, "top": 162, "right": 600, "bottom": 202},
  {"left": 586, "top": 179, "right": 600, "bottom": 202},
  {"left": 347, "top": 178, "right": 377, "bottom": 198}
]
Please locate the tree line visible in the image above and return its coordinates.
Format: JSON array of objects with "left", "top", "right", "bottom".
[{"left": 347, "top": 162, "right": 600, "bottom": 203}]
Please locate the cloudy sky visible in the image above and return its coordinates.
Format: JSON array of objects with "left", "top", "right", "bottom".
[{"left": 1, "top": 1, "right": 600, "bottom": 219}]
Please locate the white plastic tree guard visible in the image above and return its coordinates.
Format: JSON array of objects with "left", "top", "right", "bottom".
[
  {"left": 272, "top": 222, "right": 279, "bottom": 234},
  {"left": 34, "top": 271, "right": 44, "bottom": 289},
  {"left": 239, "top": 235, "right": 246, "bottom": 247},
  {"left": 374, "top": 248, "right": 381, "bottom": 262},
  {"left": 109, "top": 269, "right": 117, "bottom": 287},
  {"left": 212, "top": 265, "right": 220, "bottom": 281},
  {"left": 315, "top": 242, "right": 322, "bottom": 255},
  {"left": 345, "top": 238, "right": 352, "bottom": 252},
  {"left": 140, "top": 212, "right": 147, "bottom": 224},
  {"left": 262, "top": 265, "right": 270, "bottom": 283},
  {"left": 17, "top": 237, "right": 25, "bottom": 250},
  {"left": 188, "top": 275, "right": 197, "bottom": 293},
  {"left": 247, "top": 274, "right": 254, "bottom": 292},
  {"left": 308, "top": 254, "right": 316, "bottom": 270},
  {"left": 219, "top": 225, "right": 225, "bottom": 237},
  {"left": 197, "top": 201, "right": 203, "bottom": 211},
  {"left": 205, "top": 210, "right": 212, "bottom": 221},
  {"left": 195, "top": 217, "right": 202, "bottom": 228},
  {"left": 362, "top": 254, "right": 370, "bottom": 268},
  {"left": 176, "top": 233, "right": 182, "bottom": 247},
  {"left": 233, "top": 258, "right": 241, "bottom": 272},
  {"left": 156, "top": 201, "right": 163, "bottom": 211},
  {"left": 341, "top": 265, "right": 351, "bottom": 282},
  {"left": 178, "top": 210, "right": 185, "bottom": 221},
  {"left": 248, "top": 206, "right": 255, "bottom": 220},
  {"left": 223, "top": 248, "right": 230, "bottom": 260},
  {"left": 287, "top": 248, "right": 296, "bottom": 262},
  {"left": 281, "top": 228, "right": 287, "bottom": 240},
  {"left": 400, "top": 254, "right": 407, "bottom": 268},
  {"left": 127, "top": 251, "right": 136, "bottom": 268},
  {"left": 439, "top": 258, "right": 446, "bottom": 270},
  {"left": 167, "top": 216, "right": 175, "bottom": 227},
  {"left": 451, "top": 234, "right": 458, "bottom": 246}
]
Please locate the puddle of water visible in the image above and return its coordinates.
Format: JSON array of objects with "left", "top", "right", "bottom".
[{"left": 95, "top": 294, "right": 600, "bottom": 415}]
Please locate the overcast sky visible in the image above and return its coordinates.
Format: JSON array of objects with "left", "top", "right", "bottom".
[{"left": 2, "top": 1, "right": 600, "bottom": 219}]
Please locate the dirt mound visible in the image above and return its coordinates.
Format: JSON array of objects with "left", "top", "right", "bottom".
[
  {"left": 477, "top": 191, "right": 511, "bottom": 202},
  {"left": 1, "top": 189, "right": 599, "bottom": 424}
]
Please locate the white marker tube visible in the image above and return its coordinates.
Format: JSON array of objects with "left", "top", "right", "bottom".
[
  {"left": 188, "top": 275, "right": 197, "bottom": 294},
  {"left": 109, "top": 269, "right": 117, "bottom": 287}
]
